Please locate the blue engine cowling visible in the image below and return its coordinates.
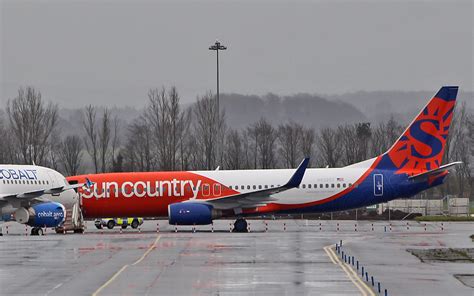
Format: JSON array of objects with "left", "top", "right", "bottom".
[
  {"left": 168, "top": 203, "right": 215, "bottom": 225},
  {"left": 27, "top": 202, "right": 66, "bottom": 227}
]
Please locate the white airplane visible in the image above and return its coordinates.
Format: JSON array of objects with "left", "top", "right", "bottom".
[{"left": 0, "top": 165, "right": 83, "bottom": 235}]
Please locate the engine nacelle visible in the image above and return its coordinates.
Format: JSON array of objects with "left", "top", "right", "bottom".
[
  {"left": 168, "top": 203, "right": 219, "bottom": 225},
  {"left": 14, "top": 202, "right": 66, "bottom": 228}
]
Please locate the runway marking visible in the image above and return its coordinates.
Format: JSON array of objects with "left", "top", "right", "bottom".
[
  {"left": 92, "top": 235, "right": 161, "bottom": 296},
  {"left": 324, "top": 245, "right": 375, "bottom": 296}
]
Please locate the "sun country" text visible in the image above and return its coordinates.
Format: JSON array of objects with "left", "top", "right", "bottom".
[{"left": 81, "top": 179, "right": 202, "bottom": 200}]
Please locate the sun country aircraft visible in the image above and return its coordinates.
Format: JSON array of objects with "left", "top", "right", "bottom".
[
  {"left": 68, "top": 86, "right": 461, "bottom": 232},
  {"left": 0, "top": 165, "right": 85, "bottom": 235}
]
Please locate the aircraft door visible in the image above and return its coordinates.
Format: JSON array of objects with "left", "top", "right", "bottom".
[{"left": 373, "top": 174, "right": 383, "bottom": 197}]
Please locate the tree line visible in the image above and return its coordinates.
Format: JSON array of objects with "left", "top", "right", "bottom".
[{"left": 0, "top": 86, "right": 472, "bottom": 199}]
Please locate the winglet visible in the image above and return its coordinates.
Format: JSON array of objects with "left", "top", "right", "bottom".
[{"left": 285, "top": 158, "right": 310, "bottom": 188}]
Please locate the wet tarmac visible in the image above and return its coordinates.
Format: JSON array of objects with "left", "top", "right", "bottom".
[{"left": 0, "top": 220, "right": 472, "bottom": 295}]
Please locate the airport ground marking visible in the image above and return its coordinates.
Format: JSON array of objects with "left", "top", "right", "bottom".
[
  {"left": 92, "top": 265, "right": 129, "bottom": 296},
  {"left": 340, "top": 260, "right": 368, "bottom": 296},
  {"left": 324, "top": 244, "right": 375, "bottom": 296},
  {"left": 343, "top": 260, "right": 376, "bottom": 296},
  {"left": 330, "top": 246, "right": 375, "bottom": 296},
  {"left": 324, "top": 245, "right": 367, "bottom": 295},
  {"left": 323, "top": 246, "right": 337, "bottom": 264},
  {"left": 92, "top": 235, "right": 161, "bottom": 296},
  {"left": 132, "top": 235, "right": 161, "bottom": 265},
  {"left": 327, "top": 245, "right": 371, "bottom": 296}
]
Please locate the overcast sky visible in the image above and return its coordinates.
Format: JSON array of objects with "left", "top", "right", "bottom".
[{"left": 1, "top": 0, "right": 472, "bottom": 108}]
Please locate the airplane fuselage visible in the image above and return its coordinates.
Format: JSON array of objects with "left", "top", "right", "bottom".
[{"left": 70, "top": 157, "right": 441, "bottom": 219}]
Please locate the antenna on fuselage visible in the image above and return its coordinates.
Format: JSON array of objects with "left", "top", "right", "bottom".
[{"left": 215, "top": 166, "right": 220, "bottom": 171}]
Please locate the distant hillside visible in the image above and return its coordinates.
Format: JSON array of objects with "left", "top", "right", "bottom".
[
  {"left": 4, "top": 90, "right": 470, "bottom": 139},
  {"left": 220, "top": 93, "right": 367, "bottom": 130},
  {"left": 54, "top": 93, "right": 368, "bottom": 138},
  {"left": 327, "top": 90, "right": 474, "bottom": 123}
]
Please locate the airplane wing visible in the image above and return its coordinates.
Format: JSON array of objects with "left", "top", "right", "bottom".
[
  {"left": 0, "top": 182, "right": 88, "bottom": 201},
  {"left": 189, "top": 158, "right": 309, "bottom": 210},
  {"left": 408, "top": 161, "right": 462, "bottom": 181}
]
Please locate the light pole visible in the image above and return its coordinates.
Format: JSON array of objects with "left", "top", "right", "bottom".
[{"left": 209, "top": 40, "right": 227, "bottom": 114}]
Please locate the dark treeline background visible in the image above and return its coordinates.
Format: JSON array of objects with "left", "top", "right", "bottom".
[{"left": 0, "top": 86, "right": 473, "bottom": 199}]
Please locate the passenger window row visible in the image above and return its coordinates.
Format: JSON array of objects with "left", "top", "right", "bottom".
[
  {"left": 299, "top": 183, "right": 353, "bottom": 189},
  {"left": 2, "top": 179, "right": 49, "bottom": 185},
  {"left": 225, "top": 183, "right": 354, "bottom": 191}
]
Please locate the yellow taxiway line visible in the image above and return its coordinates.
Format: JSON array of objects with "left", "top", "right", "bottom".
[
  {"left": 324, "top": 245, "right": 375, "bottom": 296},
  {"left": 92, "top": 235, "right": 161, "bottom": 296}
]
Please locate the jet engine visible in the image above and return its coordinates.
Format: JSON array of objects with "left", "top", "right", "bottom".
[
  {"left": 14, "top": 202, "right": 66, "bottom": 228},
  {"left": 168, "top": 203, "right": 221, "bottom": 225}
]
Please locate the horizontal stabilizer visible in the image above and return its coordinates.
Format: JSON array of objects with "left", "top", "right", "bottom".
[{"left": 408, "top": 161, "right": 462, "bottom": 181}]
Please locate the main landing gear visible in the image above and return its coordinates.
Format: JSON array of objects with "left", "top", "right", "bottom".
[
  {"left": 232, "top": 217, "right": 248, "bottom": 233},
  {"left": 31, "top": 227, "right": 44, "bottom": 236}
]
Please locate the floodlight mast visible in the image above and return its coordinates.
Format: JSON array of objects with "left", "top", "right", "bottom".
[{"left": 208, "top": 40, "right": 227, "bottom": 115}]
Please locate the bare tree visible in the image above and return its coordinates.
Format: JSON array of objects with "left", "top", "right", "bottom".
[
  {"left": 46, "top": 140, "right": 62, "bottom": 171},
  {"left": 145, "top": 87, "right": 187, "bottom": 171},
  {"left": 246, "top": 124, "right": 259, "bottom": 169},
  {"left": 316, "top": 127, "right": 343, "bottom": 168},
  {"left": 278, "top": 122, "right": 303, "bottom": 168},
  {"left": 83, "top": 105, "right": 99, "bottom": 173},
  {"left": 225, "top": 129, "right": 243, "bottom": 169},
  {"left": 111, "top": 115, "right": 120, "bottom": 171},
  {"left": 449, "top": 102, "right": 472, "bottom": 198},
  {"left": 7, "top": 87, "right": 58, "bottom": 165},
  {"left": 371, "top": 117, "right": 403, "bottom": 156},
  {"left": 178, "top": 108, "right": 193, "bottom": 170},
  {"left": 241, "top": 130, "right": 253, "bottom": 169},
  {"left": 181, "top": 132, "right": 200, "bottom": 170},
  {"left": 194, "top": 91, "right": 226, "bottom": 170},
  {"left": 250, "top": 118, "right": 277, "bottom": 169},
  {"left": 122, "top": 117, "right": 154, "bottom": 172},
  {"left": 98, "top": 108, "right": 112, "bottom": 173},
  {"left": 301, "top": 127, "right": 315, "bottom": 165},
  {"left": 59, "top": 135, "right": 83, "bottom": 176},
  {"left": 355, "top": 122, "right": 372, "bottom": 162},
  {"left": 0, "top": 114, "right": 16, "bottom": 163},
  {"left": 337, "top": 122, "right": 371, "bottom": 166},
  {"left": 338, "top": 124, "right": 358, "bottom": 166}
]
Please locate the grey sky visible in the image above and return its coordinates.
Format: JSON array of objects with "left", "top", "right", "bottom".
[{"left": 1, "top": 0, "right": 472, "bottom": 108}]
